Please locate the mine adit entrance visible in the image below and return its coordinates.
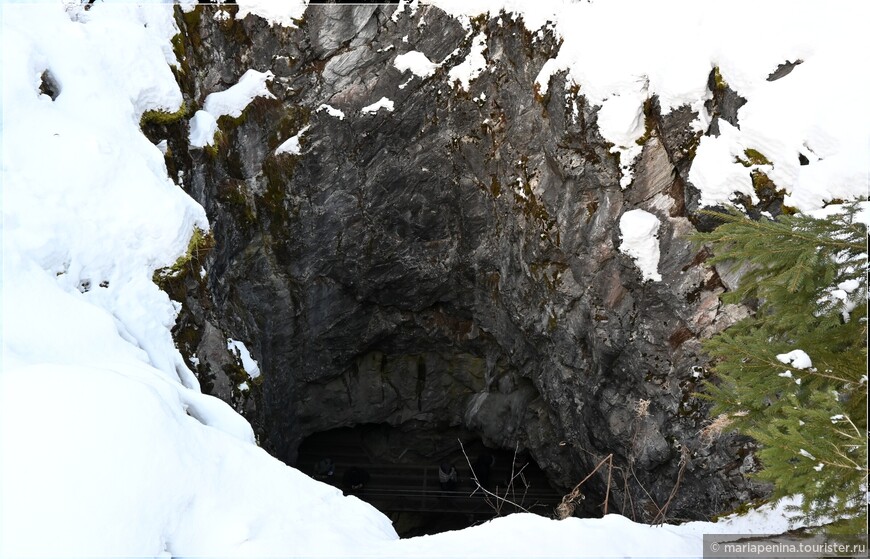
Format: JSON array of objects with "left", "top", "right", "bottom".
[{"left": 294, "top": 423, "right": 565, "bottom": 537}]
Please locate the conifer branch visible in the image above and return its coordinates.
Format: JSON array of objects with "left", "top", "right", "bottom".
[{"left": 695, "top": 201, "right": 867, "bottom": 532}]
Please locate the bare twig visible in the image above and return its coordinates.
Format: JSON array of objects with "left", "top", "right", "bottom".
[
  {"left": 620, "top": 466, "right": 636, "bottom": 520},
  {"left": 652, "top": 446, "right": 689, "bottom": 525},
  {"left": 572, "top": 408, "right": 692, "bottom": 526},
  {"left": 556, "top": 453, "right": 613, "bottom": 520},
  {"left": 459, "top": 439, "right": 532, "bottom": 515},
  {"left": 508, "top": 442, "right": 518, "bottom": 508}
]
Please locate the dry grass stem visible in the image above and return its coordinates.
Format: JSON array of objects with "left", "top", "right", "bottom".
[{"left": 699, "top": 413, "right": 733, "bottom": 444}]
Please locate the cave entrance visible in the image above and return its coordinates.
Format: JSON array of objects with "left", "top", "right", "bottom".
[{"left": 294, "top": 423, "right": 564, "bottom": 537}]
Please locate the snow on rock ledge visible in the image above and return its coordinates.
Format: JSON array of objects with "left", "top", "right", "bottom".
[
  {"left": 275, "top": 125, "right": 310, "bottom": 156},
  {"left": 190, "top": 69, "right": 275, "bottom": 148},
  {"left": 361, "top": 97, "right": 395, "bottom": 114},
  {"left": 447, "top": 32, "right": 488, "bottom": 91},
  {"left": 317, "top": 103, "right": 346, "bottom": 120},
  {"left": 235, "top": 0, "right": 307, "bottom": 28},
  {"left": 619, "top": 209, "right": 662, "bottom": 282},
  {"left": 203, "top": 69, "right": 275, "bottom": 117},
  {"left": 188, "top": 110, "right": 219, "bottom": 149},
  {"left": 394, "top": 50, "right": 440, "bottom": 79},
  {"left": 522, "top": 0, "right": 870, "bottom": 200},
  {"left": 597, "top": 85, "right": 649, "bottom": 189},
  {"left": 227, "top": 338, "right": 262, "bottom": 378}
]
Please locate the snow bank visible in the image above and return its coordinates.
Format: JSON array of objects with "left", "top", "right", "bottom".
[
  {"left": 376, "top": 497, "right": 806, "bottom": 558},
  {"left": 2, "top": 1, "right": 205, "bottom": 386},
  {"left": 619, "top": 209, "right": 662, "bottom": 282},
  {"left": 0, "top": 364, "right": 396, "bottom": 557}
]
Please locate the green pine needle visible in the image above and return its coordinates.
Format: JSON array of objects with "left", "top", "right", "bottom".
[{"left": 692, "top": 201, "right": 868, "bottom": 532}]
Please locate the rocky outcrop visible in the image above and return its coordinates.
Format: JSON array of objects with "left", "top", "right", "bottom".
[{"left": 145, "top": 3, "right": 770, "bottom": 523}]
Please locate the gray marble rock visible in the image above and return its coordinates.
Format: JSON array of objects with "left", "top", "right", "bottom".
[{"left": 148, "top": 2, "right": 771, "bottom": 523}]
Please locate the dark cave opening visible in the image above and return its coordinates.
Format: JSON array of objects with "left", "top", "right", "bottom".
[{"left": 294, "top": 423, "right": 564, "bottom": 537}]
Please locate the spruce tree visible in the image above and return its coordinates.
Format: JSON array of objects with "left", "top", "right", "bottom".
[{"left": 695, "top": 202, "right": 868, "bottom": 533}]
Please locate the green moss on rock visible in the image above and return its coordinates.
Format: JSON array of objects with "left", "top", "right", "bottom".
[
  {"left": 180, "top": 6, "right": 203, "bottom": 50},
  {"left": 635, "top": 98, "right": 657, "bottom": 146},
  {"left": 712, "top": 66, "right": 728, "bottom": 92},
  {"left": 737, "top": 148, "right": 772, "bottom": 167},
  {"left": 204, "top": 129, "right": 226, "bottom": 158},
  {"left": 140, "top": 102, "right": 188, "bottom": 129},
  {"left": 153, "top": 228, "right": 214, "bottom": 287},
  {"left": 218, "top": 181, "right": 257, "bottom": 226},
  {"left": 260, "top": 155, "right": 298, "bottom": 223},
  {"left": 268, "top": 105, "right": 310, "bottom": 151},
  {"left": 750, "top": 169, "right": 796, "bottom": 215}
]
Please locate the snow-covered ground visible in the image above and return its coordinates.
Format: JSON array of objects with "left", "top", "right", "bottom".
[{"left": 1, "top": 1, "right": 866, "bottom": 557}]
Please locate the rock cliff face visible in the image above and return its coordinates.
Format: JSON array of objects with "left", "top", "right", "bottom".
[{"left": 146, "top": 3, "right": 770, "bottom": 522}]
